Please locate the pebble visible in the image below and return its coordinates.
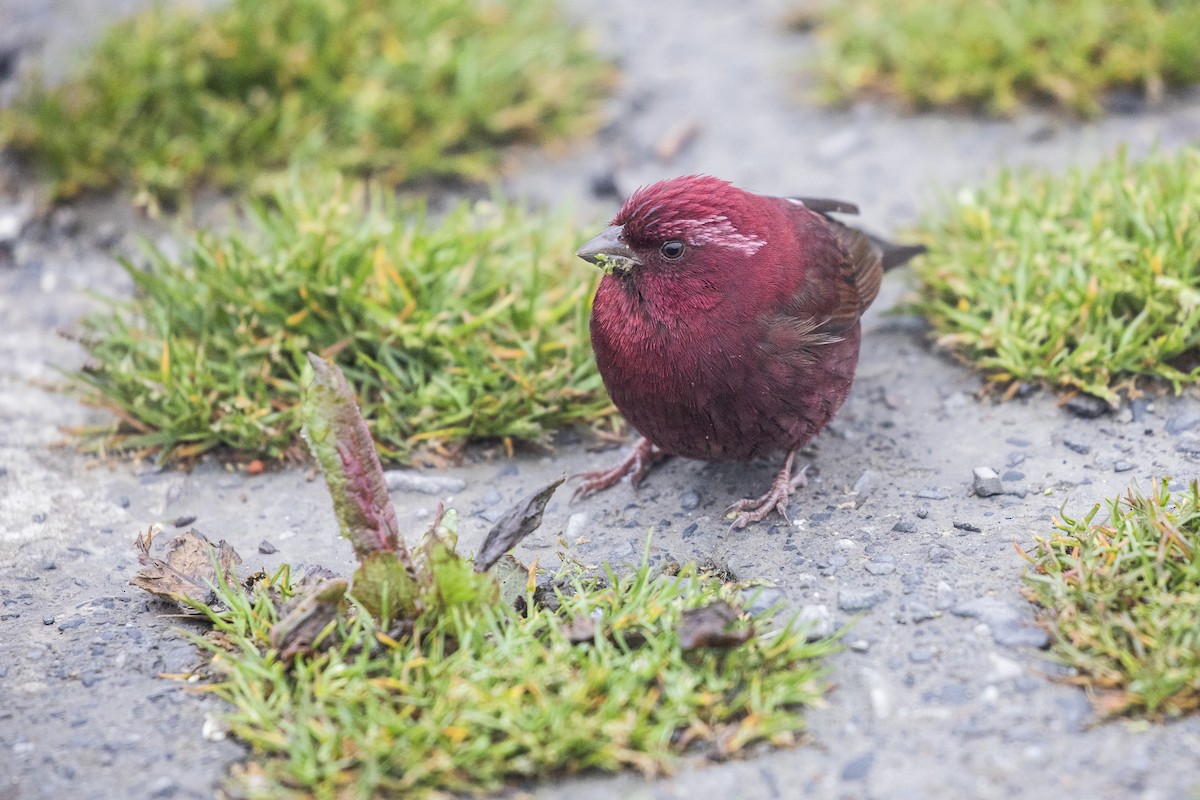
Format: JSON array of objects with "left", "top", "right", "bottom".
[
  {"left": 928, "top": 544, "right": 954, "bottom": 564},
  {"left": 972, "top": 467, "right": 1003, "bottom": 497},
  {"left": 908, "top": 647, "right": 934, "bottom": 664},
  {"left": 915, "top": 507, "right": 929, "bottom": 519},
  {"left": 840, "top": 751, "right": 875, "bottom": 781},
  {"left": 679, "top": 488, "right": 701, "bottom": 511},
  {"left": 741, "top": 585, "right": 787, "bottom": 616},
  {"left": 1165, "top": 411, "right": 1200, "bottom": 435},
  {"left": 891, "top": 517, "right": 917, "bottom": 533},
  {"left": 863, "top": 560, "right": 896, "bottom": 576},
  {"left": 382, "top": 470, "right": 466, "bottom": 495},
  {"left": 564, "top": 512, "right": 590, "bottom": 541},
  {"left": 1062, "top": 439, "right": 1090, "bottom": 455},
  {"left": 916, "top": 488, "right": 949, "bottom": 500},
  {"left": 906, "top": 599, "right": 936, "bottom": 623},
  {"left": 0, "top": 203, "right": 33, "bottom": 246},
  {"left": 838, "top": 587, "right": 889, "bottom": 612},
  {"left": 951, "top": 597, "right": 1050, "bottom": 648},
  {"left": 256, "top": 540, "right": 277, "bottom": 555},
  {"left": 1064, "top": 394, "right": 1111, "bottom": 419},
  {"left": 953, "top": 521, "right": 982, "bottom": 533},
  {"left": 796, "top": 604, "right": 834, "bottom": 640},
  {"left": 852, "top": 469, "right": 875, "bottom": 495},
  {"left": 1113, "top": 460, "right": 1136, "bottom": 473}
]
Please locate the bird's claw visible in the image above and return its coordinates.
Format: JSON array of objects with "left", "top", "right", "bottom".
[
  {"left": 572, "top": 437, "right": 664, "bottom": 502},
  {"left": 726, "top": 454, "right": 809, "bottom": 530}
]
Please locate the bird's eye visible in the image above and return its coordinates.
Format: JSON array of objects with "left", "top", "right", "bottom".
[{"left": 660, "top": 240, "right": 685, "bottom": 260}]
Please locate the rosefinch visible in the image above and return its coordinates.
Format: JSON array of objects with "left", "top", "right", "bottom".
[{"left": 574, "top": 175, "right": 924, "bottom": 528}]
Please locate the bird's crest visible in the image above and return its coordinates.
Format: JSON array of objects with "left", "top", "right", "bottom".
[{"left": 615, "top": 175, "right": 766, "bottom": 256}]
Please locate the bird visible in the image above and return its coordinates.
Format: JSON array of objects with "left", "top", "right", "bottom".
[{"left": 573, "top": 174, "right": 924, "bottom": 528}]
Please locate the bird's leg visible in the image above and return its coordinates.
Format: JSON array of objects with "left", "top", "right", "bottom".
[
  {"left": 726, "top": 449, "right": 809, "bottom": 529},
  {"left": 572, "top": 436, "right": 666, "bottom": 501}
]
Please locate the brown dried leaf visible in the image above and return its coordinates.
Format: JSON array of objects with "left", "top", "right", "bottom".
[
  {"left": 473, "top": 476, "right": 564, "bottom": 572},
  {"left": 269, "top": 578, "right": 348, "bottom": 660},
  {"left": 131, "top": 526, "right": 242, "bottom": 611},
  {"left": 677, "top": 600, "right": 753, "bottom": 651}
]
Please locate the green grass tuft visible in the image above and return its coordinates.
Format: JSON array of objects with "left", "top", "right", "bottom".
[
  {"left": 813, "top": 0, "right": 1200, "bottom": 116},
  {"left": 73, "top": 178, "right": 615, "bottom": 463},
  {"left": 908, "top": 147, "right": 1200, "bottom": 403},
  {"left": 194, "top": 558, "right": 835, "bottom": 797},
  {"left": 1022, "top": 478, "right": 1200, "bottom": 718},
  {"left": 0, "top": 0, "right": 611, "bottom": 200}
]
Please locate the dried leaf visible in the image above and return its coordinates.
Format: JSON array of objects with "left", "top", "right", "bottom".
[
  {"left": 560, "top": 614, "right": 597, "bottom": 644},
  {"left": 474, "top": 476, "right": 564, "bottom": 572},
  {"left": 131, "top": 526, "right": 243, "bottom": 611},
  {"left": 302, "top": 353, "right": 409, "bottom": 566},
  {"left": 269, "top": 578, "right": 348, "bottom": 660},
  {"left": 676, "top": 601, "right": 753, "bottom": 651}
]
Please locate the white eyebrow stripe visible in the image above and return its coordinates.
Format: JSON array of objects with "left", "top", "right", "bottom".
[{"left": 671, "top": 214, "right": 766, "bottom": 256}]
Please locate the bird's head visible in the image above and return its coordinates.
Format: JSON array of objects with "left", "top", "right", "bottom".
[{"left": 576, "top": 175, "right": 768, "bottom": 278}]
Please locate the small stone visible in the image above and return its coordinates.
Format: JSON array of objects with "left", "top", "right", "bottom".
[
  {"left": 848, "top": 639, "right": 871, "bottom": 652},
  {"left": 852, "top": 469, "right": 875, "bottom": 496},
  {"left": 679, "top": 489, "right": 701, "bottom": 511},
  {"left": 891, "top": 517, "right": 917, "bottom": 533},
  {"left": 564, "top": 512, "right": 590, "bottom": 541},
  {"left": 51, "top": 206, "right": 82, "bottom": 235},
  {"left": 257, "top": 540, "right": 277, "bottom": 555},
  {"left": 838, "top": 587, "right": 889, "bottom": 612},
  {"left": 952, "top": 597, "right": 1050, "bottom": 648},
  {"left": 953, "top": 521, "right": 982, "bottom": 533},
  {"left": 864, "top": 560, "right": 896, "bottom": 576},
  {"left": 147, "top": 776, "right": 178, "bottom": 798},
  {"left": 840, "top": 752, "right": 875, "bottom": 781},
  {"left": 935, "top": 581, "right": 957, "bottom": 609},
  {"left": 1129, "top": 398, "right": 1151, "bottom": 423},
  {"left": 741, "top": 586, "right": 787, "bottom": 616},
  {"left": 1003, "top": 470, "right": 1025, "bottom": 482},
  {"left": 1062, "top": 439, "right": 1090, "bottom": 455},
  {"left": 908, "top": 647, "right": 934, "bottom": 664},
  {"left": 972, "top": 467, "right": 1003, "bottom": 497},
  {"left": 0, "top": 204, "right": 32, "bottom": 245},
  {"left": 796, "top": 604, "right": 833, "bottom": 640},
  {"left": 172, "top": 515, "right": 197, "bottom": 528},
  {"left": 1113, "top": 460, "right": 1136, "bottom": 473},
  {"left": 383, "top": 470, "right": 466, "bottom": 495},
  {"left": 1166, "top": 411, "right": 1200, "bottom": 435},
  {"left": 907, "top": 599, "right": 936, "bottom": 623},
  {"left": 915, "top": 507, "right": 929, "bottom": 519},
  {"left": 1064, "top": 394, "right": 1112, "bottom": 419},
  {"left": 916, "top": 488, "right": 949, "bottom": 500},
  {"left": 928, "top": 544, "right": 954, "bottom": 564}
]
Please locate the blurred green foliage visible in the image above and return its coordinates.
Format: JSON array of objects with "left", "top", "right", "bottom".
[
  {"left": 815, "top": 0, "right": 1200, "bottom": 116},
  {"left": 910, "top": 147, "right": 1200, "bottom": 402},
  {"left": 73, "top": 177, "right": 615, "bottom": 463},
  {"left": 0, "top": 0, "right": 611, "bottom": 200}
]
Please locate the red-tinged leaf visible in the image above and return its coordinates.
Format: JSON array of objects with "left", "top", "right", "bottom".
[
  {"left": 302, "top": 353, "right": 410, "bottom": 569},
  {"left": 474, "top": 476, "right": 564, "bottom": 572}
]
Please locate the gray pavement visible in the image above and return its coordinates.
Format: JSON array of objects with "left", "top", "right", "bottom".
[{"left": 3, "top": 1, "right": 1200, "bottom": 799}]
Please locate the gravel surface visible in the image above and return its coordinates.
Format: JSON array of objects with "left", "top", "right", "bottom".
[{"left": 3, "top": 1, "right": 1200, "bottom": 799}]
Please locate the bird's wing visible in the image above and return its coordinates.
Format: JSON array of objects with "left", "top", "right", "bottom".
[{"left": 786, "top": 197, "right": 860, "bottom": 216}]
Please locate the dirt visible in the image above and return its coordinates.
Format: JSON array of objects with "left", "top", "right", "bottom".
[{"left": 3, "top": 1, "right": 1200, "bottom": 799}]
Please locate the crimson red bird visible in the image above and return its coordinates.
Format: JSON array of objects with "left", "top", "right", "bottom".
[{"left": 574, "top": 175, "right": 924, "bottom": 528}]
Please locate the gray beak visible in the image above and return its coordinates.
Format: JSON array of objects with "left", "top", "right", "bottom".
[{"left": 576, "top": 225, "right": 641, "bottom": 271}]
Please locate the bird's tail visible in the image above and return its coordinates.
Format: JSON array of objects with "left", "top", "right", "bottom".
[{"left": 873, "top": 238, "right": 927, "bottom": 271}]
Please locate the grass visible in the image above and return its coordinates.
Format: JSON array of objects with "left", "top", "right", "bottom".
[
  {"left": 190, "top": 557, "right": 835, "bottom": 798},
  {"left": 812, "top": 0, "right": 1200, "bottom": 116},
  {"left": 72, "top": 177, "right": 615, "bottom": 463},
  {"left": 908, "top": 147, "right": 1200, "bottom": 404},
  {"left": 1022, "top": 478, "right": 1200, "bottom": 718},
  {"left": 0, "top": 0, "right": 610, "bottom": 201}
]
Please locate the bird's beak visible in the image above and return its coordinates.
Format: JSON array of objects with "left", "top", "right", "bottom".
[{"left": 576, "top": 225, "right": 641, "bottom": 273}]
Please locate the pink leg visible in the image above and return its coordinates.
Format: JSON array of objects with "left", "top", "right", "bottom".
[
  {"left": 572, "top": 436, "right": 667, "bottom": 501},
  {"left": 725, "top": 449, "right": 809, "bottom": 529}
]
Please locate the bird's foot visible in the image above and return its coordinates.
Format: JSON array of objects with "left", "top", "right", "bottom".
[
  {"left": 726, "top": 451, "right": 809, "bottom": 529},
  {"left": 572, "top": 436, "right": 665, "bottom": 501}
]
